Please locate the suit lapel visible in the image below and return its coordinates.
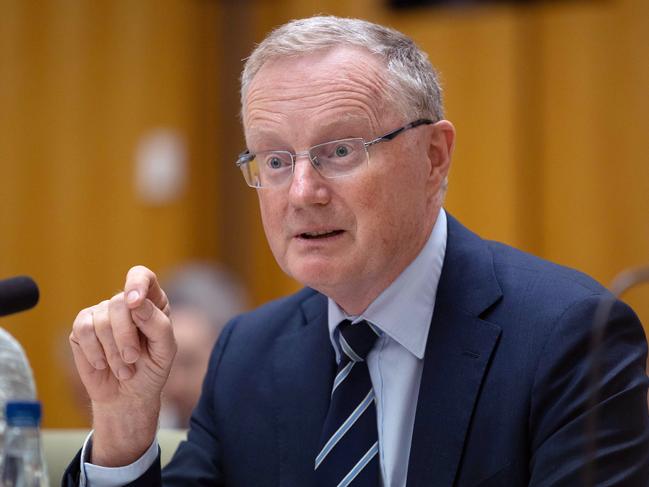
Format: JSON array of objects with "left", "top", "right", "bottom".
[
  {"left": 407, "top": 215, "right": 503, "bottom": 487},
  {"left": 273, "top": 291, "right": 335, "bottom": 487}
]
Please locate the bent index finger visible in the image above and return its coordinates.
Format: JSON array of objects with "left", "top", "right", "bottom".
[
  {"left": 124, "top": 265, "right": 169, "bottom": 314},
  {"left": 109, "top": 292, "right": 141, "bottom": 364},
  {"left": 131, "top": 298, "right": 176, "bottom": 363}
]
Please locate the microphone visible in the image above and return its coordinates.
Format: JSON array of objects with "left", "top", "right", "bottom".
[
  {"left": 0, "top": 276, "right": 40, "bottom": 317},
  {"left": 0, "top": 276, "right": 39, "bottom": 406}
]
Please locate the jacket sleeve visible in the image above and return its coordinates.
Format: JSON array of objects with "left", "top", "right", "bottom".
[
  {"left": 158, "top": 320, "right": 237, "bottom": 486},
  {"left": 528, "top": 295, "right": 649, "bottom": 486}
]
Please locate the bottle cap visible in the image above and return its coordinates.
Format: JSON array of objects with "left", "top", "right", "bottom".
[{"left": 5, "top": 400, "right": 41, "bottom": 427}]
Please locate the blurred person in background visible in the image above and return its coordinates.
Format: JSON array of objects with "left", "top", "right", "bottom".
[{"left": 159, "top": 263, "right": 247, "bottom": 429}]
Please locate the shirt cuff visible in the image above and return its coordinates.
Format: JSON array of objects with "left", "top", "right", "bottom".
[{"left": 79, "top": 431, "right": 159, "bottom": 487}]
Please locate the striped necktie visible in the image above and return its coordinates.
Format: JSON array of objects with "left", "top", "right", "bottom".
[{"left": 315, "top": 319, "right": 380, "bottom": 486}]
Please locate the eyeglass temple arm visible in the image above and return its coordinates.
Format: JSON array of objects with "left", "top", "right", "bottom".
[
  {"left": 236, "top": 150, "right": 253, "bottom": 167},
  {"left": 366, "top": 118, "right": 434, "bottom": 147}
]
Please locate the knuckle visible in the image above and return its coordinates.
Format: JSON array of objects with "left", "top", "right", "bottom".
[
  {"left": 76, "top": 319, "right": 95, "bottom": 339},
  {"left": 128, "top": 265, "right": 142, "bottom": 275},
  {"left": 129, "top": 265, "right": 154, "bottom": 280},
  {"left": 73, "top": 308, "right": 85, "bottom": 322},
  {"left": 73, "top": 307, "right": 92, "bottom": 327},
  {"left": 93, "top": 314, "right": 112, "bottom": 336},
  {"left": 109, "top": 292, "right": 125, "bottom": 307},
  {"left": 73, "top": 310, "right": 96, "bottom": 337},
  {"left": 91, "top": 300, "right": 109, "bottom": 321},
  {"left": 68, "top": 331, "right": 79, "bottom": 345}
]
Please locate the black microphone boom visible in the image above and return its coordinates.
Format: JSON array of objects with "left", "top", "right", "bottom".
[{"left": 0, "top": 276, "right": 40, "bottom": 317}]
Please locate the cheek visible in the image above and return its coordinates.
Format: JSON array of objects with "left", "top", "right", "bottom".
[
  {"left": 361, "top": 171, "right": 427, "bottom": 246},
  {"left": 352, "top": 181, "right": 401, "bottom": 248},
  {"left": 258, "top": 193, "right": 293, "bottom": 273},
  {"left": 258, "top": 194, "right": 284, "bottom": 243}
]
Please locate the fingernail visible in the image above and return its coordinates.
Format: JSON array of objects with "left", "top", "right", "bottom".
[
  {"left": 134, "top": 300, "right": 153, "bottom": 321},
  {"left": 94, "top": 359, "right": 107, "bottom": 370},
  {"left": 118, "top": 366, "right": 133, "bottom": 380},
  {"left": 127, "top": 290, "right": 140, "bottom": 304},
  {"left": 122, "top": 347, "right": 139, "bottom": 364}
]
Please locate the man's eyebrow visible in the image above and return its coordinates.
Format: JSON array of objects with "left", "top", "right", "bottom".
[
  {"left": 314, "top": 116, "right": 374, "bottom": 140},
  {"left": 246, "top": 115, "right": 375, "bottom": 151},
  {"left": 245, "top": 130, "right": 288, "bottom": 151}
]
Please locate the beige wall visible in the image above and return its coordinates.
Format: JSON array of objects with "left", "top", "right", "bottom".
[{"left": 1, "top": 0, "right": 647, "bottom": 427}]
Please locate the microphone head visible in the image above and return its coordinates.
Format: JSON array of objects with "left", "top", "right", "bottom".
[{"left": 0, "top": 276, "right": 40, "bottom": 317}]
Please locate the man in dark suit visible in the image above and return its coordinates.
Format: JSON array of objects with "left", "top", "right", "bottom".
[{"left": 65, "top": 16, "right": 649, "bottom": 486}]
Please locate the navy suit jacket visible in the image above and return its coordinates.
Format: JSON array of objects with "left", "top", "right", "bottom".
[{"left": 64, "top": 215, "right": 649, "bottom": 486}]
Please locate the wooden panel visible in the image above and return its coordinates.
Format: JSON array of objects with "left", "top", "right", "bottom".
[
  {"left": 391, "top": 5, "right": 525, "bottom": 246},
  {"left": 0, "top": 0, "right": 222, "bottom": 427},
  {"left": 536, "top": 0, "right": 649, "bottom": 324}
]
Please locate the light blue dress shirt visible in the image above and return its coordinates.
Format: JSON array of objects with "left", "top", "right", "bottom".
[
  {"left": 81, "top": 209, "right": 447, "bottom": 487},
  {"left": 327, "top": 209, "right": 447, "bottom": 487}
]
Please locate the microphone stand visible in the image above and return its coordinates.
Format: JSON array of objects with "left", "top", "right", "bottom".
[{"left": 584, "top": 264, "right": 649, "bottom": 486}]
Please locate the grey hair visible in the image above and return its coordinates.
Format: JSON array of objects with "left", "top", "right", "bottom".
[
  {"left": 162, "top": 262, "right": 248, "bottom": 335},
  {"left": 240, "top": 16, "right": 444, "bottom": 121}
]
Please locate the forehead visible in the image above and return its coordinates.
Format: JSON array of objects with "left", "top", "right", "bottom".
[{"left": 243, "top": 46, "right": 394, "bottom": 145}]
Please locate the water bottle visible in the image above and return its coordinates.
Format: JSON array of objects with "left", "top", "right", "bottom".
[
  {"left": 1, "top": 401, "right": 48, "bottom": 487},
  {"left": 0, "top": 328, "right": 37, "bottom": 478}
]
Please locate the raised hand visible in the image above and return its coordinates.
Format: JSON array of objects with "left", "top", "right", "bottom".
[{"left": 69, "top": 265, "right": 177, "bottom": 466}]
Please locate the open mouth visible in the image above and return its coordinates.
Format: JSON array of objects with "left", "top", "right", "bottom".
[{"left": 298, "top": 230, "right": 344, "bottom": 240}]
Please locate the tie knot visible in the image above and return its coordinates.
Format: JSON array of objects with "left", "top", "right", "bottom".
[{"left": 337, "top": 319, "right": 379, "bottom": 362}]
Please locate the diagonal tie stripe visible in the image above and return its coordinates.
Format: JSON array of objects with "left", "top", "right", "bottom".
[
  {"left": 332, "top": 361, "right": 355, "bottom": 395},
  {"left": 315, "top": 389, "right": 374, "bottom": 468},
  {"left": 337, "top": 441, "right": 379, "bottom": 487},
  {"left": 339, "top": 321, "right": 380, "bottom": 361},
  {"left": 339, "top": 334, "right": 364, "bottom": 363},
  {"left": 316, "top": 320, "right": 380, "bottom": 487}
]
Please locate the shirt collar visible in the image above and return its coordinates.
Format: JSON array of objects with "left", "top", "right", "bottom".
[{"left": 327, "top": 208, "right": 448, "bottom": 360}]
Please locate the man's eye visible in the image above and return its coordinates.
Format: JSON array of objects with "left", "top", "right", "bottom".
[
  {"left": 334, "top": 144, "right": 351, "bottom": 157},
  {"left": 266, "top": 156, "right": 285, "bottom": 169}
]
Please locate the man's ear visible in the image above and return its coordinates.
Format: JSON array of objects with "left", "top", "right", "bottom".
[{"left": 426, "top": 120, "right": 455, "bottom": 188}]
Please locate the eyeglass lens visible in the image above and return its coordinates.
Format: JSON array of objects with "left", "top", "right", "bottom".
[{"left": 243, "top": 138, "right": 367, "bottom": 188}]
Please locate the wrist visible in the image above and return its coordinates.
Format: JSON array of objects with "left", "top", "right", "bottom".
[{"left": 90, "top": 399, "right": 160, "bottom": 467}]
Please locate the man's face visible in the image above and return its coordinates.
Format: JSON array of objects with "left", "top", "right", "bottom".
[{"left": 243, "top": 47, "right": 452, "bottom": 313}]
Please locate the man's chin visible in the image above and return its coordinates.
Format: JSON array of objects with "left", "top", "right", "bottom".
[{"left": 286, "top": 260, "right": 345, "bottom": 293}]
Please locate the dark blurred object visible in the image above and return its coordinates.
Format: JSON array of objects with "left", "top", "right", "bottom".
[
  {"left": 0, "top": 277, "right": 39, "bottom": 318},
  {"left": 390, "top": 0, "right": 556, "bottom": 7}
]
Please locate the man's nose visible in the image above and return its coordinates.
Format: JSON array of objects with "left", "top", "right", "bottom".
[{"left": 287, "top": 154, "right": 330, "bottom": 206}]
